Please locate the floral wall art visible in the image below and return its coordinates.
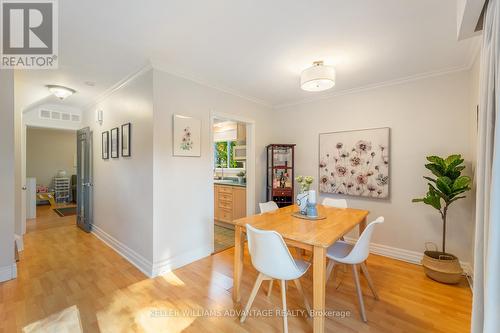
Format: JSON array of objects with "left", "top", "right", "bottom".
[
  {"left": 173, "top": 114, "right": 201, "bottom": 157},
  {"left": 319, "top": 127, "right": 390, "bottom": 198}
]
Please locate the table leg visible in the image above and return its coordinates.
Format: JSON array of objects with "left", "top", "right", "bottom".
[
  {"left": 313, "top": 246, "right": 326, "bottom": 333},
  {"left": 233, "top": 225, "right": 244, "bottom": 303}
]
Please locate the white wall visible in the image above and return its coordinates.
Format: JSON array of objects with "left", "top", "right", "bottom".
[
  {"left": 0, "top": 70, "right": 17, "bottom": 282},
  {"left": 26, "top": 128, "right": 77, "bottom": 187},
  {"left": 83, "top": 69, "right": 154, "bottom": 275},
  {"left": 152, "top": 69, "right": 272, "bottom": 274},
  {"left": 468, "top": 53, "right": 481, "bottom": 270},
  {"left": 272, "top": 70, "right": 476, "bottom": 264}
]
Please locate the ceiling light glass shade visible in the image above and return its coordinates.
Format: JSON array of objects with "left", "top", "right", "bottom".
[
  {"left": 47, "top": 85, "right": 76, "bottom": 100},
  {"left": 300, "top": 61, "right": 336, "bottom": 92}
]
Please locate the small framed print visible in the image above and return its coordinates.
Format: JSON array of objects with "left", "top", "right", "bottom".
[
  {"left": 173, "top": 114, "right": 201, "bottom": 157},
  {"left": 121, "top": 123, "right": 131, "bottom": 157},
  {"left": 102, "top": 131, "right": 109, "bottom": 159},
  {"left": 110, "top": 127, "right": 119, "bottom": 158}
]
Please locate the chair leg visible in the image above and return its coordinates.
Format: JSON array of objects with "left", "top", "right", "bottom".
[
  {"left": 326, "top": 259, "right": 335, "bottom": 281},
  {"left": 240, "top": 273, "right": 265, "bottom": 323},
  {"left": 293, "top": 279, "right": 311, "bottom": 316},
  {"left": 352, "top": 264, "right": 367, "bottom": 322},
  {"left": 267, "top": 279, "right": 274, "bottom": 298},
  {"left": 280, "top": 280, "right": 288, "bottom": 333},
  {"left": 360, "top": 262, "right": 379, "bottom": 300}
]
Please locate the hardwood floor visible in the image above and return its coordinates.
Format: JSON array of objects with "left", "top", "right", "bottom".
[{"left": 0, "top": 206, "right": 472, "bottom": 332}]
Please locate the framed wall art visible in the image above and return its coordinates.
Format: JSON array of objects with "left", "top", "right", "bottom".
[
  {"left": 110, "top": 127, "right": 119, "bottom": 158},
  {"left": 319, "top": 127, "right": 390, "bottom": 198},
  {"left": 102, "top": 131, "right": 109, "bottom": 160},
  {"left": 173, "top": 114, "right": 201, "bottom": 157},
  {"left": 121, "top": 123, "right": 131, "bottom": 157}
]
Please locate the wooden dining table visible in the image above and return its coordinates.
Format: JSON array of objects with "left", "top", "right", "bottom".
[{"left": 230, "top": 204, "right": 369, "bottom": 333}]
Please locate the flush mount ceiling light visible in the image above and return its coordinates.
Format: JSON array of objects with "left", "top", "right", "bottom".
[
  {"left": 47, "top": 85, "right": 76, "bottom": 100},
  {"left": 300, "top": 61, "right": 336, "bottom": 92}
]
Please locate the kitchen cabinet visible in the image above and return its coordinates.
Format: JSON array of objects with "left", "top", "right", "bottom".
[{"left": 214, "top": 184, "right": 246, "bottom": 224}]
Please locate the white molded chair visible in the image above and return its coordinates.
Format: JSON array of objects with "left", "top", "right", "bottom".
[
  {"left": 259, "top": 201, "right": 279, "bottom": 213},
  {"left": 321, "top": 197, "right": 348, "bottom": 209},
  {"left": 326, "top": 216, "right": 384, "bottom": 322},
  {"left": 322, "top": 198, "right": 348, "bottom": 241},
  {"left": 240, "top": 224, "right": 311, "bottom": 332}
]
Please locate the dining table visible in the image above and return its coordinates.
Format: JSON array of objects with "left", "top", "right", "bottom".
[{"left": 230, "top": 204, "right": 369, "bottom": 333}]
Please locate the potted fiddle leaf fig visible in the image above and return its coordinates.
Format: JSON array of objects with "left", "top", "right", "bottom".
[{"left": 412, "top": 154, "right": 471, "bottom": 284}]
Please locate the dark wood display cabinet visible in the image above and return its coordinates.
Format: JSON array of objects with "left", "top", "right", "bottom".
[{"left": 266, "top": 144, "right": 296, "bottom": 208}]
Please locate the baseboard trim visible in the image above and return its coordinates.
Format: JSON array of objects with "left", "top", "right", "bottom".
[
  {"left": 15, "top": 234, "right": 24, "bottom": 251},
  {"left": 152, "top": 246, "right": 212, "bottom": 277},
  {"left": 344, "top": 236, "right": 473, "bottom": 279},
  {"left": 0, "top": 263, "right": 17, "bottom": 283},
  {"left": 91, "top": 225, "right": 153, "bottom": 277}
]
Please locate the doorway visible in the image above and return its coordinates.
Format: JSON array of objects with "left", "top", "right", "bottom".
[
  {"left": 76, "top": 127, "right": 93, "bottom": 232},
  {"left": 211, "top": 113, "right": 256, "bottom": 254}
]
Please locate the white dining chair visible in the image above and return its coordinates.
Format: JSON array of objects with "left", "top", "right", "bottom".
[
  {"left": 325, "top": 216, "right": 384, "bottom": 322},
  {"left": 321, "top": 197, "right": 348, "bottom": 208},
  {"left": 259, "top": 201, "right": 279, "bottom": 213},
  {"left": 240, "top": 224, "right": 311, "bottom": 333},
  {"left": 322, "top": 197, "right": 348, "bottom": 241}
]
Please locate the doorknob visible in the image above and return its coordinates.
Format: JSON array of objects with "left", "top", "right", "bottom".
[{"left": 22, "top": 186, "right": 27, "bottom": 190}]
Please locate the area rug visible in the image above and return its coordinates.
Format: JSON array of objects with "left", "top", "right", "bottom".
[
  {"left": 53, "top": 207, "right": 77, "bottom": 217},
  {"left": 23, "top": 305, "right": 83, "bottom": 333}
]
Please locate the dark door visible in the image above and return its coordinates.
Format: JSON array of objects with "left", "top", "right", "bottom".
[{"left": 77, "top": 127, "right": 93, "bottom": 232}]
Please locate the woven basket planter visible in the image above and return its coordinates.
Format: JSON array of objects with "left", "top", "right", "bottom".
[{"left": 421, "top": 250, "right": 463, "bottom": 284}]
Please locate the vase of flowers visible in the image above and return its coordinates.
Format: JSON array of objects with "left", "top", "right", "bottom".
[{"left": 296, "top": 176, "right": 314, "bottom": 215}]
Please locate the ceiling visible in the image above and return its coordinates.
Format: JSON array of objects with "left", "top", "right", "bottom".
[{"left": 15, "top": 0, "right": 480, "bottom": 111}]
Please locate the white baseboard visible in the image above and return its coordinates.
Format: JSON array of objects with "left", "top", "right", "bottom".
[
  {"left": 344, "top": 236, "right": 473, "bottom": 279},
  {"left": 0, "top": 263, "right": 17, "bottom": 283},
  {"left": 91, "top": 225, "right": 153, "bottom": 277},
  {"left": 152, "top": 246, "right": 212, "bottom": 277},
  {"left": 15, "top": 234, "right": 24, "bottom": 251}
]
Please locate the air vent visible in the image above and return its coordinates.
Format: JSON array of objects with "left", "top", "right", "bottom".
[
  {"left": 40, "top": 110, "right": 51, "bottom": 119},
  {"left": 38, "top": 110, "right": 81, "bottom": 122}
]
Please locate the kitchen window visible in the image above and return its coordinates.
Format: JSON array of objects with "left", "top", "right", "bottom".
[{"left": 215, "top": 141, "right": 244, "bottom": 169}]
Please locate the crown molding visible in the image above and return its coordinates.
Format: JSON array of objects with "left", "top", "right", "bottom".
[
  {"left": 273, "top": 63, "right": 475, "bottom": 110},
  {"left": 84, "top": 62, "right": 153, "bottom": 111},
  {"left": 150, "top": 60, "right": 273, "bottom": 108}
]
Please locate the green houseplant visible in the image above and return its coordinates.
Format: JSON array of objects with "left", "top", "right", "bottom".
[{"left": 412, "top": 154, "right": 471, "bottom": 283}]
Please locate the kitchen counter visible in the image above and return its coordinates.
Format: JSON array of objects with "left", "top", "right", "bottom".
[{"left": 214, "top": 180, "right": 246, "bottom": 187}]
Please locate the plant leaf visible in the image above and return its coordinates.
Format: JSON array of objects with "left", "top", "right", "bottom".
[
  {"left": 423, "top": 176, "right": 436, "bottom": 183},
  {"left": 425, "top": 163, "right": 445, "bottom": 177},
  {"left": 436, "top": 178, "right": 452, "bottom": 197},
  {"left": 452, "top": 176, "right": 471, "bottom": 191}
]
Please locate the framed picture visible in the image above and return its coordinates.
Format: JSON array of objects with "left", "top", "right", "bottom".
[
  {"left": 173, "top": 114, "right": 201, "bottom": 157},
  {"left": 110, "top": 127, "right": 119, "bottom": 158},
  {"left": 319, "top": 127, "right": 390, "bottom": 198},
  {"left": 102, "top": 131, "right": 109, "bottom": 160},
  {"left": 121, "top": 123, "right": 131, "bottom": 157}
]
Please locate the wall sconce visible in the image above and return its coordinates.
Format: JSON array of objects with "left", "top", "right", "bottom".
[{"left": 96, "top": 109, "right": 103, "bottom": 125}]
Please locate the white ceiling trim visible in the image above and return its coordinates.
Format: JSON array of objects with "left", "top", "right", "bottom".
[
  {"left": 150, "top": 60, "right": 273, "bottom": 108},
  {"left": 273, "top": 63, "right": 475, "bottom": 110},
  {"left": 83, "top": 62, "right": 153, "bottom": 112}
]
